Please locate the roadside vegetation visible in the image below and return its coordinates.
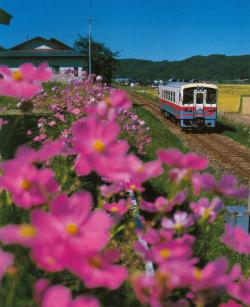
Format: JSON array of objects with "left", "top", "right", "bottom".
[{"left": 217, "top": 114, "right": 250, "bottom": 148}]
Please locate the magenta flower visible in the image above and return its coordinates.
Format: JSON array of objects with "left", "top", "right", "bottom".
[
  {"left": 42, "top": 285, "right": 100, "bottom": 307},
  {"left": 34, "top": 278, "right": 50, "bottom": 305},
  {"left": 70, "top": 249, "right": 128, "bottom": 290},
  {"left": 0, "top": 160, "right": 59, "bottom": 208},
  {"left": 132, "top": 273, "right": 162, "bottom": 306},
  {"left": 140, "top": 190, "right": 187, "bottom": 213},
  {"left": 190, "top": 258, "right": 240, "bottom": 292},
  {"left": 0, "top": 248, "right": 13, "bottom": 281},
  {"left": 0, "top": 118, "right": 8, "bottom": 128},
  {"left": 227, "top": 277, "right": 250, "bottom": 306},
  {"left": 218, "top": 175, "right": 248, "bottom": 198},
  {"left": 222, "top": 224, "right": 250, "bottom": 255},
  {"left": 158, "top": 149, "right": 208, "bottom": 171},
  {"left": 193, "top": 173, "right": 248, "bottom": 199},
  {"left": 72, "top": 117, "right": 128, "bottom": 176},
  {"left": 139, "top": 235, "right": 194, "bottom": 265},
  {"left": 0, "top": 63, "right": 52, "bottom": 99},
  {"left": 97, "top": 90, "right": 132, "bottom": 116},
  {"left": 219, "top": 300, "right": 242, "bottom": 307},
  {"left": 0, "top": 224, "right": 37, "bottom": 247},
  {"left": 162, "top": 211, "right": 194, "bottom": 232},
  {"left": 30, "top": 192, "right": 112, "bottom": 271},
  {"left": 190, "top": 197, "right": 223, "bottom": 223},
  {"left": 124, "top": 155, "right": 163, "bottom": 191},
  {"left": 103, "top": 199, "right": 130, "bottom": 216}
]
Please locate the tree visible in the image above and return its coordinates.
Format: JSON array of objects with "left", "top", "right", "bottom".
[{"left": 74, "top": 35, "right": 118, "bottom": 84}]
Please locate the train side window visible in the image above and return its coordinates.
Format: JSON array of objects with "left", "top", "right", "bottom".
[
  {"left": 179, "top": 93, "right": 181, "bottom": 101},
  {"left": 183, "top": 88, "right": 195, "bottom": 104},
  {"left": 173, "top": 92, "right": 175, "bottom": 102},
  {"left": 206, "top": 89, "right": 217, "bottom": 104}
]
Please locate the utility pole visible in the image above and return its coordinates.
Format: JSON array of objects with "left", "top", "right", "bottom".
[{"left": 88, "top": 0, "right": 92, "bottom": 75}]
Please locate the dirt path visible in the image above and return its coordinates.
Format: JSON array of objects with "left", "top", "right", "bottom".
[{"left": 128, "top": 91, "right": 250, "bottom": 185}]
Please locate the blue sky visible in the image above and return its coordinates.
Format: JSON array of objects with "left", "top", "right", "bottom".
[{"left": 0, "top": 0, "right": 249, "bottom": 61}]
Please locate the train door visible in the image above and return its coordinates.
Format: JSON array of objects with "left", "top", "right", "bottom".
[{"left": 194, "top": 90, "right": 205, "bottom": 117}]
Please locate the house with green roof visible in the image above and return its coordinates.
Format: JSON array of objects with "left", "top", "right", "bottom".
[{"left": 0, "top": 36, "right": 86, "bottom": 76}]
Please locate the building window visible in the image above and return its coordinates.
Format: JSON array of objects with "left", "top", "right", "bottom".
[
  {"left": 74, "top": 67, "right": 78, "bottom": 77},
  {"left": 52, "top": 66, "right": 60, "bottom": 74}
]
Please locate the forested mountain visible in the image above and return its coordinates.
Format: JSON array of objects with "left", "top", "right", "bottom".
[{"left": 115, "top": 55, "right": 250, "bottom": 81}]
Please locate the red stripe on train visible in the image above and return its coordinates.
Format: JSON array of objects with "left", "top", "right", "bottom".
[{"left": 160, "top": 98, "right": 217, "bottom": 111}]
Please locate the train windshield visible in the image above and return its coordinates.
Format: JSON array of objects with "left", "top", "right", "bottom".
[
  {"left": 183, "top": 87, "right": 195, "bottom": 104},
  {"left": 206, "top": 88, "right": 217, "bottom": 104}
]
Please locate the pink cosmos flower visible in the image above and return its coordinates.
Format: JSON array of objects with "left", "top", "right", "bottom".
[
  {"left": 42, "top": 285, "right": 100, "bottom": 307},
  {"left": 0, "top": 118, "right": 8, "bottom": 128},
  {"left": 190, "top": 258, "right": 240, "bottom": 292},
  {"left": 0, "top": 63, "right": 52, "bottom": 99},
  {"left": 140, "top": 190, "right": 187, "bottom": 213},
  {"left": 132, "top": 273, "right": 163, "bottom": 307},
  {"left": 192, "top": 173, "right": 248, "bottom": 199},
  {"left": 30, "top": 192, "right": 112, "bottom": 271},
  {"left": 72, "top": 117, "right": 128, "bottom": 177},
  {"left": 157, "top": 149, "right": 208, "bottom": 171},
  {"left": 122, "top": 154, "right": 163, "bottom": 191},
  {"left": 162, "top": 211, "right": 194, "bottom": 232},
  {"left": 70, "top": 249, "right": 128, "bottom": 290},
  {"left": 34, "top": 278, "right": 50, "bottom": 304},
  {"left": 0, "top": 248, "right": 13, "bottom": 281},
  {"left": 158, "top": 258, "right": 198, "bottom": 290},
  {"left": 97, "top": 90, "right": 132, "bottom": 117},
  {"left": 227, "top": 277, "right": 250, "bottom": 306},
  {"left": 33, "top": 134, "right": 47, "bottom": 142},
  {"left": 0, "top": 223, "right": 37, "bottom": 247},
  {"left": 103, "top": 199, "right": 130, "bottom": 216},
  {"left": 190, "top": 197, "right": 223, "bottom": 223},
  {"left": 222, "top": 224, "right": 250, "bottom": 255},
  {"left": 219, "top": 300, "right": 242, "bottom": 307},
  {"left": 0, "top": 160, "right": 58, "bottom": 208},
  {"left": 137, "top": 235, "right": 194, "bottom": 265}
]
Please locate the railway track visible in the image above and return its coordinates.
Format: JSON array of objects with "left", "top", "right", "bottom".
[{"left": 128, "top": 91, "right": 250, "bottom": 184}]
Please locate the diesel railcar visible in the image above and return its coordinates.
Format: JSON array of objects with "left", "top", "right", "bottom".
[{"left": 159, "top": 82, "right": 218, "bottom": 129}]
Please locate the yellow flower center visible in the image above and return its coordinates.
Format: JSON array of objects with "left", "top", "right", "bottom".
[
  {"left": 66, "top": 223, "right": 78, "bottom": 236},
  {"left": 46, "top": 257, "right": 55, "bottom": 265},
  {"left": 20, "top": 179, "right": 32, "bottom": 191},
  {"left": 156, "top": 271, "right": 169, "bottom": 284},
  {"left": 110, "top": 207, "right": 118, "bottom": 213},
  {"left": 20, "top": 224, "right": 37, "bottom": 238},
  {"left": 130, "top": 184, "right": 137, "bottom": 191},
  {"left": 159, "top": 248, "right": 171, "bottom": 259},
  {"left": 105, "top": 97, "right": 112, "bottom": 107},
  {"left": 137, "top": 166, "right": 144, "bottom": 173},
  {"left": 175, "top": 223, "right": 183, "bottom": 231},
  {"left": 89, "top": 256, "right": 102, "bottom": 268},
  {"left": 203, "top": 208, "right": 211, "bottom": 219},
  {"left": 194, "top": 268, "right": 202, "bottom": 280},
  {"left": 92, "top": 140, "right": 106, "bottom": 153},
  {"left": 12, "top": 70, "right": 23, "bottom": 81}
]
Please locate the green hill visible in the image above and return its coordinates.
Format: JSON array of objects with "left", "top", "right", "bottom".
[{"left": 116, "top": 55, "right": 250, "bottom": 82}]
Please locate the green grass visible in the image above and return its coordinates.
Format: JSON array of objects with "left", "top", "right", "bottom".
[{"left": 217, "top": 115, "right": 250, "bottom": 148}]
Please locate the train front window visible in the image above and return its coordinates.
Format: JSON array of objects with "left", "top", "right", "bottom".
[
  {"left": 183, "top": 88, "right": 194, "bottom": 104},
  {"left": 206, "top": 88, "right": 217, "bottom": 104},
  {"left": 196, "top": 93, "right": 204, "bottom": 104}
]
